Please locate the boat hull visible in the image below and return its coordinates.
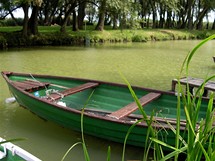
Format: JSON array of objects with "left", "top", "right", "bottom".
[
  {"left": 0, "top": 137, "right": 41, "bottom": 161},
  {"left": 7, "top": 84, "right": 153, "bottom": 147},
  {"left": 1, "top": 71, "right": 211, "bottom": 148}
]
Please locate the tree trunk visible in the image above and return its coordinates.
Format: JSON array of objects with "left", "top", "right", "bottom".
[
  {"left": 78, "top": 2, "right": 86, "bottom": 30},
  {"left": 165, "top": 11, "right": 172, "bottom": 28},
  {"left": 186, "top": 0, "right": 195, "bottom": 29},
  {"left": 95, "top": 0, "right": 106, "bottom": 31},
  {"left": 195, "top": 8, "right": 208, "bottom": 30},
  {"left": 22, "top": 4, "right": 29, "bottom": 37},
  {"left": 150, "top": 1, "right": 157, "bottom": 28},
  {"left": 28, "top": 5, "right": 39, "bottom": 35},
  {"left": 60, "top": 1, "right": 76, "bottom": 33},
  {"left": 212, "top": 18, "right": 215, "bottom": 30},
  {"left": 43, "top": 0, "right": 60, "bottom": 25},
  {"left": 146, "top": 15, "right": 150, "bottom": 28},
  {"left": 72, "top": 10, "right": 78, "bottom": 31},
  {"left": 112, "top": 13, "right": 118, "bottom": 29},
  {"left": 60, "top": 12, "right": 71, "bottom": 33},
  {"left": 158, "top": 5, "right": 165, "bottom": 28},
  {"left": 43, "top": 1, "right": 51, "bottom": 25}
]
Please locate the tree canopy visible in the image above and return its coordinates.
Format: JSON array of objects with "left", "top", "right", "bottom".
[{"left": 0, "top": 0, "right": 215, "bottom": 36}]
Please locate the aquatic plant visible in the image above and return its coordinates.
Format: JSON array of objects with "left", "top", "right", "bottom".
[
  {"left": 62, "top": 34, "right": 215, "bottom": 161},
  {"left": 121, "top": 34, "right": 215, "bottom": 161}
]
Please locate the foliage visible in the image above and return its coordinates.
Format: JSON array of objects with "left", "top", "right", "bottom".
[
  {"left": 0, "top": 35, "right": 7, "bottom": 49},
  {"left": 1, "top": 0, "right": 215, "bottom": 33},
  {"left": 0, "top": 26, "right": 215, "bottom": 49},
  {"left": 131, "top": 34, "right": 147, "bottom": 42},
  {"left": 0, "top": 18, "right": 23, "bottom": 26}
]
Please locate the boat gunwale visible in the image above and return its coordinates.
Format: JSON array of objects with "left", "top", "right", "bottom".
[{"left": 0, "top": 137, "right": 41, "bottom": 161}]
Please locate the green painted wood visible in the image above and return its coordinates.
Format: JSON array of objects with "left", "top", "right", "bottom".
[{"left": 2, "top": 71, "right": 212, "bottom": 148}]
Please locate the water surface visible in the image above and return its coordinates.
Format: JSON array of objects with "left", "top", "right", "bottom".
[{"left": 0, "top": 40, "right": 215, "bottom": 161}]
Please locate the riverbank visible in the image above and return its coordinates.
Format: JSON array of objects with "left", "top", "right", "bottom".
[{"left": 0, "top": 26, "right": 215, "bottom": 49}]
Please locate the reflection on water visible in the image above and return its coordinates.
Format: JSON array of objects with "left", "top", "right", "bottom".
[{"left": 0, "top": 40, "right": 215, "bottom": 160}]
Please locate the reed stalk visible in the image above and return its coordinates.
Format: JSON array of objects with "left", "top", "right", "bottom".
[
  {"left": 120, "top": 72, "right": 163, "bottom": 160},
  {"left": 61, "top": 91, "right": 95, "bottom": 161}
]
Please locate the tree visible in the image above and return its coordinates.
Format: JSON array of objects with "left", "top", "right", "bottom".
[
  {"left": 194, "top": 0, "right": 215, "bottom": 30},
  {"left": 15, "top": 0, "right": 43, "bottom": 36},
  {"left": 2, "top": 0, "right": 214, "bottom": 34},
  {"left": 21, "top": 2, "right": 29, "bottom": 36},
  {"left": 95, "top": 0, "right": 106, "bottom": 31},
  {"left": 0, "top": 0, "right": 20, "bottom": 25},
  {"left": 40, "top": 0, "right": 60, "bottom": 26},
  {"left": 60, "top": 0, "right": 77, "bottom": 33},
  {"left": 77, "top": 1, "right": 86, "bottom": 29}
]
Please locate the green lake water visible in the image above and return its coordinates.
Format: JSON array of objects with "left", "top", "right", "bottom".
[{"left": 0, "top": 40, "right": 215, "bottom": 161}]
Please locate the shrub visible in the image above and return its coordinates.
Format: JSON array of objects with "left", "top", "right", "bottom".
[
  {"left": 132, "top": 35, "right": 147, "bottom": 42},
  {"left": 0, "top": 36, "right": 7, "bottom": 49}
]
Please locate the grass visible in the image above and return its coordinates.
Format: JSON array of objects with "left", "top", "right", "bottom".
[
  {"left": 1, "top": 26, "right": 215, "bottom": 46},
  {"left": 1, "top": 25, "right": 215, "bottom": 49}
]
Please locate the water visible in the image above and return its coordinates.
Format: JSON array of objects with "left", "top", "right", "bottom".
[{"left": 0, "top": 40, "right": 215, "bottom": 161}]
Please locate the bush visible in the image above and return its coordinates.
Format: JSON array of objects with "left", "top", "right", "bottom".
[
  {"left": 132, "top": 35, "right": 147, "bottom": 42},
  {"left": 0, "top": 18, "right": 23, "bottom": 26},
  {"left": 0, "top": 36, "right": 7, "bottom": 49}
]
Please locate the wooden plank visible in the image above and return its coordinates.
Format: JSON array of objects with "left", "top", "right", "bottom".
[
  {"left": 47, "top": 82, "right": 99, "bottom": 101},
  {"left": 172, "top": 77, "right": 215, "bottom": 91},
  {"left": 13, "top": 81, "right": 39, "bottom": 90},
  {"left": 171, "top": 77, "right": 215, "bottom": 97},
  {"left": 108, "top": 92, "right": 161, "bottom": 119},
  {"left": 23, "top": 80, "right": 47, "bottom": 87},
  {"left": 12, "top": 80, "right": 49, "bottom": 91}
]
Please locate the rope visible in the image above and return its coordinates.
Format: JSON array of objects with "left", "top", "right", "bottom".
[
  {"left": 46, "top": 89, "right": 64, "bottom": 100},
  {"left": 29, "top": 73, "right": 65, "bottom": 101},
  {"left": 29, "top": 73, "right": 48, "bottom": 91}
]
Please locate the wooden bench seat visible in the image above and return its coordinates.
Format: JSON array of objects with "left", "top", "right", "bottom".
[
  {"left": 108, "top": 92, "right": 161, "bottom": 119},
  {"left": 12, "top": 80, "right": 49, "bottom": 92},
  {"left": 47, "top": 82, "right": 99, "bottom": 101}
]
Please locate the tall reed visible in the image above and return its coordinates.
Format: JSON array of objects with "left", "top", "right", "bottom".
[
  {"left": 163, "top": 34, "right": 215, "bottom": 161},
  {"left": 62, "top": 35, "right": 215, "bottom": 161},
  {"left": 122, "top": 34, "right": 215, "bottom": 161},
  {"left": 61, "top": 91, "right": 95, "bottom": 161}
]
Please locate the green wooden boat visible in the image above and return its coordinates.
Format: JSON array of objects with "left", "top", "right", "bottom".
[
  {"left": 0, "top": 137, "right": 41, "bottom": 161},
  {"left": 1, "top": 71, "right": 211, "bottom": 148}
]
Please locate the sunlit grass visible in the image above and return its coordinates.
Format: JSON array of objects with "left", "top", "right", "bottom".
[
  {"left": 1, "top": 26, "right": 215, "bottom": 42},
  {"left": 0, "top": 26, "right": 22, "bottom": 32}
]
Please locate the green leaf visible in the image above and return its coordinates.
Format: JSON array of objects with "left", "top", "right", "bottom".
[
  {"left": 106, "top": 146, "right": 111, "bottom": 161},
  {"left": 61, "top": 142, "right": 82, "bottom": 161},
  {"left": 150, "top": 138, "right": 183, "bottom": 152}
]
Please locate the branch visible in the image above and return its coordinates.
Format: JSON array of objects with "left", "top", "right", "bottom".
[{"left": 0, "top": 5, "right": 22, "bottom": 20}]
